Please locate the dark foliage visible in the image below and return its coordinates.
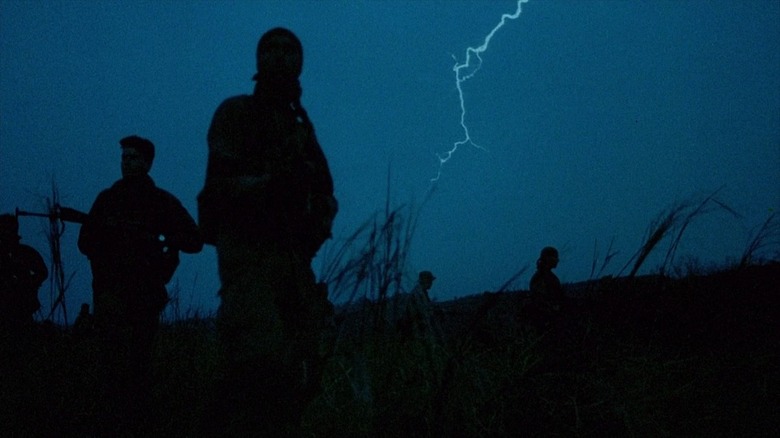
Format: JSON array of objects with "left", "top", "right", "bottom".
[{"left": 1, "top": 263, "right": 778, "bottom": 436}]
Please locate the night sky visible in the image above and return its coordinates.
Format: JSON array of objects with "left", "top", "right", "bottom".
[{"left": 2, "top": 0, "right": 778, "bottom": 320}]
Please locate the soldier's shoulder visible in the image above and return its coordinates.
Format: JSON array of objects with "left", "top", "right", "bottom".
[
  {"left": 221, "top": 93, "right": 252, "bottom": 103},
  {"left": 150, "top": 185, "right": 185, "bottom": 207},
  {"left": 210, "top": 95, "right": 255, "bottom": 130},
  {"left": 215, "top": 94, "right": 253, "bottom": 113},
  {"left": 94, "top": 181, "right": 122, "bottom": 201},
  {"left": 16, "top": 243, "right": 43, "bottom": 259}
]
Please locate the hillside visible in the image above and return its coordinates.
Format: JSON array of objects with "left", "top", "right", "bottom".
[
  {"left": 1, "top": 263, "right": 778, "bottom": 436},
  {"left": 328, "top": 262, "right": 780, "bottom": 436}
]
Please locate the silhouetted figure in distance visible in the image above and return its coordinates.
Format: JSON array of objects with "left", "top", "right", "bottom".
[
  {"left": 394, "top": 270, "right": 439, "bottom": 342},
  {"left": 530, "top": 246, "right": 564, "bottom": 306},
  {"left": 72, "top": 302, "right": 94, "bottom": 340},
  {"left": 78, "top": 135, "right": 203, "bottom": 434},
  {"left": 527, "top": 246, "right": 568, "bottom": 335},
  {"left": 198, "top": 27, "right": 338, "bottom": 437}
]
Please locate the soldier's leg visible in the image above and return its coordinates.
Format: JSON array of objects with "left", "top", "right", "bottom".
[
  {"left": 212, "top": 238, "right": 293, "bottom": 435},
  {"left": 278, "top": 253, "right": 328, "bottom": 401}
]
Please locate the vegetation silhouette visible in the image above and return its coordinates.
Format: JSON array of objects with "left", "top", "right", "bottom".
[{"left": 1, "top": 195, "right": 778, "bottom": 437}]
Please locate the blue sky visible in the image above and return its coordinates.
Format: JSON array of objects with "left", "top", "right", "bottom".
[{"left": 2, "top": 0, "right": 778, "bottom": 320}]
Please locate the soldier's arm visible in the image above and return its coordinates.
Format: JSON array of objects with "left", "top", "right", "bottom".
[
  {"left": 303, "top": 132, "right": 338, "bottom": 238},
  {"left": 30, "top": 247, "right": 48, "bottom": 287},
  {"left": 204, "top": 97, "right": 270, "bottom": 199},
  {"left": 529, "top": 273, "right": 547, "bottom": 296},
  {"left": 305, "top": 131, "right": 334, "bottom": 197},
  {"left": 77, "top": 192, "right": 109, "bottom": 258},
  {"left": 163, "top": 195, "right": 204, "bottom": 254},
  {"left": 19, "top": 245, "right": 48, "bottom": 288},
  {"left": 199, "top": 96, "right": 269, "bottom": 244}
]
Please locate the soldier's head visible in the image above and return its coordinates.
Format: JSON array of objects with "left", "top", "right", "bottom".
[
  {"left": 537, "top": 246, "right": 559, "bottom": 270},
  {"left": 253, "top": 27, "right": 303, "bottom": 83},
  {"left": 120, "top": 135, "right": 154, "bottom": 178},
  {"left": 0, "top": 213, "right": 20, "bottom": 246},
  {"left": 418, "top": 270, "right": 436, "bottom": 291}
]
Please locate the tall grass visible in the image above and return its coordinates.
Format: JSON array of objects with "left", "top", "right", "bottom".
[
  {"left": 320, "top": 202, "right": 417, "bottom": 307},
  {"left": 740, "top": 212, "right": 779, "bottom": 268},
  {"left": 42, "top": 181, "right": 78, "bottom": 325},
  {"left": 162, "top": 275, "right": 214, "bottom": 325},
  {"left": 589, "top": 236, "right": 619, "bottom": 280},
  {"left": 35, "top": 179, "right": 77, "bottom": 326},
  {"left": 312, "top": 189, "right": 549, "bottom": 436},
  {"left": 618, "top": 188, "right": 738, "bottom": 278},
  {"left": 3, "top": 187, "right": 777, "bottom": 437},
  {"left": 320, "top": 174, "right": 426, "bottom": 307}
]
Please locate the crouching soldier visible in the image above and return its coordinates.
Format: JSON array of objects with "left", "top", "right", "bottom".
[{"left": 0, "top": 213, "right": 48, "bottom": 340}]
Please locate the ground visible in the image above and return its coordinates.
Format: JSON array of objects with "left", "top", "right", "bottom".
[{"left": 1, "top": 263, "right": 778, "bottom": 436}]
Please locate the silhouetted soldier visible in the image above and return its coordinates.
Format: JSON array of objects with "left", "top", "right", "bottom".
[
  {"left": 528, "top": 246, "right": 567, "bottom": 335},
  {"left": 394, "top": 271, "right": 439, "bottom": 341},
  {"left": 78, "top": 135, "right": 203, "bottom": 433},
  {"left": 72, "top": 302, "right": 94, "bottom": 339},
  {"left": 530, "top": 246, "right": 564, "bottom": 306},
  {"left": 0, "top": 214, "right": 48, "bottom": 338},
  {"left": 198, "top": 27, "right": 337, "bottom": 436}
]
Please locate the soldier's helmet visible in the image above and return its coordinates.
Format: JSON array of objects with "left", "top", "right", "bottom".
[
  {"left": 419, "top": 271, "right": 436, "bottom": 282},
  {"left": 539, "top": 247, "right": 558, "bottom": 260},
  {"left": 537, "top": 246, "right": 559, "bottom": 269},
  {"left": 254, "top": 27, "right": 303, "bottom": 79}
]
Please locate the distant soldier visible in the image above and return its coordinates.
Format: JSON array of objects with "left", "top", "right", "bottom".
[
  {"left": 394, "top": 271, "right": 439, "bottom": 341},
  {"left": 198, "top": 27, "right": 337, "bottom": 436},
  {"left": 78, "top": 135, "right": 203, "bottom": 433},
  {"left": 71, "top": 302, "right": 94, "bottom": 339},
  {"left": 0, "top": 213, "right": 48, "bottom": 335},
  {"left": 530, "top": 246, "right": 565, "bottom": 310}
]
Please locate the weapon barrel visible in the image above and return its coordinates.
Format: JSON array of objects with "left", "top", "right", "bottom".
[
  {"left": 15, "top": 206, "right": 88, "bottom": 224},
  {"left": 15, "top": 208, "right": 53, "bottom": 219}
]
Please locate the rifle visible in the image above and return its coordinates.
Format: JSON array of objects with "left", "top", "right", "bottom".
[
  {"left": 16, "top": 204, "right": 163, "bottom": 239},
  {"left": 16, "top": 204, "right": 180, "bottom": 284},
  {"left": 15, "top": 205, "right": 89, "bottom": 225}
]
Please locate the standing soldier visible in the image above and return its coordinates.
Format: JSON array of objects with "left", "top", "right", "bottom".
[
  {"left": 198, "top": 27, "right": 337, "bottom": 436},
  {"left": 394, "top": 270, "right": 439, "bottom": 341},
  {"left": 71, "top": 302, "right": 94, "bottom": 340},
  {"left": 530, "top": 246, "right": 564, "bottom": 306},
  {"left": 0, "top": 213, "right": 48, "bottom": 338},
  {"left": 78, "top": 135, "right": 202, "bottom": 433},
  {"left": 529, "top": 246, "right": 567, "bottom": 333}
]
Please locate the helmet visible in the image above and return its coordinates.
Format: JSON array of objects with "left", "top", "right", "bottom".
[
  {"left": 419, "top": 271, "right": 436, "bottom": 282},
  {"left": 254, "top": 27, "right": 303, "bottom": 80},
  {"left": 539, "top": 246, "right": 558, "bottom": 259}
]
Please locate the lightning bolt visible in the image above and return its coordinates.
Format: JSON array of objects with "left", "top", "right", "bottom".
[{"left": 433, "top": 0, "right": 530, "bottom": 182}]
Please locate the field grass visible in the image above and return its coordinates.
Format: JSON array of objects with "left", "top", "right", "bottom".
[
  {"left": 1, "top": 262, "right": 777, "bottom": 437},
  {"left": 3, "top": 196, "right": 778, "bottom": 436}
]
